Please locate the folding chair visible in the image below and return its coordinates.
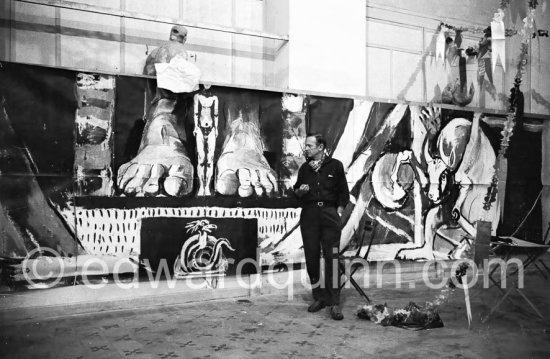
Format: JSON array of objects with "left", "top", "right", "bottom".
[
  {"left": 481, "top": 236, "right": 550, "bottom": 323},
  {"left": 532, "top": 223, "right": 550, "bottom": 280},
  {"left": 338, "top": 219, "right": 377, "bottom": 304}
]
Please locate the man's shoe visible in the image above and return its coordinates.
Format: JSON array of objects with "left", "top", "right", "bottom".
[
  {"left": 307, "top": 300, "right": 326, "bottom": 313},
  {"left": 330, "top": 305, "right": 344, "bottom": 320}
]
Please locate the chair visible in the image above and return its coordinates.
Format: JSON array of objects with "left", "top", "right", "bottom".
[
  {"left": 479, "top": 189, "right": 550, "bottom": 323},
  {"left": 532, "top": 223, "right": 550, "bottom": 280},
  {"left": 481, "top": 235, "right": 550, "bottom": 323},
  {"left": 338, "top": 219, "right": 377, "bottom": 304}
]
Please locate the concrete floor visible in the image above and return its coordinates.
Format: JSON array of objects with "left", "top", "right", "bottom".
[{"left": 1, "top": 267, "right": 550, "bottom": 359}]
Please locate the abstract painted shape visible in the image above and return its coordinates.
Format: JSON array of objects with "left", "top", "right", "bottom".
[
  {"left": 74, "top": 73, "right": 115, "bottom": 196},
  {"left": 396, "top": 112, "right": 499, "bottom": 260},
  {"left": 280, "top": 94, "right": 307, "bottom": 194},
  {"left": 140, "top": 217, "right": 257, "bottom": 276},
  {"left": 332, "top": 100, "right": 373, "bottom": 172},
  {"left": 340, "top": 104, "right": 409, "bottom": 251},
  {"left": 174, "top": 219, "right": 235, "bottom": 276},
  {"left": 371, "top": 152, "right": 414, "bottom": 210},
  {"left": 0, "top": 97, "right": 79, "bottom": 257}
]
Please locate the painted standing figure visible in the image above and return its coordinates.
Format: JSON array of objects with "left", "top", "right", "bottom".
[{"left": 194, "top": 84, "right": 219, "bottom": 196}]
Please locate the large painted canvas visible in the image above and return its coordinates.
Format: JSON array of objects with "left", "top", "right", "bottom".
[{"left": 0, "top": 62, "right": 544, "bottom": 280}]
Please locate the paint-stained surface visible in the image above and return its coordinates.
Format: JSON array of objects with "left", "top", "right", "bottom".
[
  {"left": 0, "top": 62, "right": 544, "bottom": 279},
  {"left": 73, "top": 203, "right": 299, "bottom": 266},
  {"left": 74, "top": 73, "right": 115, "bottom": 196},
  {"left": 0, "top": 63, "right": 80, "bottom": 258},
  {"left": 0, "top": 101, "right": 78, "bottom": 257},
  {"left": 280, "top": 94, "right": 307, "bottom": 194}
]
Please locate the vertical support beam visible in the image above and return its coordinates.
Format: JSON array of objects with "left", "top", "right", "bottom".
[
  {"left": 231, "top": 0, "right": 237, "bottom": 84},
  {"left": 421, "top": 26, "right": 427, "bottom": 103},
  {"left": 262, "top": 0, "right": 267, "bottom": 87},
  {"left": 9, "top": 0, "right": 15, "bottom": 62},
  {"left": 0, "top": 0, "right": 13, "bottom": 61},
  {"left": 119, "top": 0, "right": 126, "bottom": 74},
  {"left": 55, "top": 6, "right": 61, "bottom": 66},
  {"left": 264, "top": 0, "right": 289, "bottom": 89},
  {"left": 389, "top": 49, "right": 394, "bottom": 98}
]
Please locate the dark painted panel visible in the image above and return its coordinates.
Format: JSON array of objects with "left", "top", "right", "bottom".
[
  {"left": 141, "top": 217, "right": 258, "bottom": 276},
  {"left": 307, "top": 96, "right": 354, "bottom": 155},
  {"left": 0, "top": 62, "right": 76, "bottom": 176}
]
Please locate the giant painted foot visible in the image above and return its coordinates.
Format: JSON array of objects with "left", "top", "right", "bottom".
[
  {"left": 117, "top": 26, "right": 197, "bottom": 197},
  {"left": 117, "top": 144, "right": 193, "bottom": 197},
  {"left": 216, "top": 116, "right": 278, "bottom": 197},
  {"left": 117, "top": 99, "right": 193, "bottom": 197}
]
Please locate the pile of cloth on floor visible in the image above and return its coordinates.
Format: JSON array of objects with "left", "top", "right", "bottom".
[{"left": 357, "top": 301, "right": 444, "bottom": 330}]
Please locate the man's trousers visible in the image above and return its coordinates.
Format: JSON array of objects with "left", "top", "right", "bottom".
[{"left": 299, "top": 204, "right": 341, "bottom": 305}]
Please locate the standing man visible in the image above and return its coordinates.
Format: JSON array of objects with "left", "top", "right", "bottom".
[{"left": 294, "top": 133, "right": 350, "bottom": 320}]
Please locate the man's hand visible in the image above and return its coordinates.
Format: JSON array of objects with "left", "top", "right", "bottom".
[{"left": 295, "top": 184, "right": 309, "bottom": 197}]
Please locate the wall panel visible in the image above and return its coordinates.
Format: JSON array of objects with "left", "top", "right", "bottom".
[
  {"left": 366, "top": 47, "right": 392, "bottom": 99},
  {"left": 13, "top": 30, "right": 56, "bottom": 66},
  {"left": 392, "top": 51, "right": 424, "bottom": 102},
  {"left": 367, "top": 21, "right": 423, "bottom": 53},
  {"left": 125, "top": 0, "right": 180, "bottom": 18}
]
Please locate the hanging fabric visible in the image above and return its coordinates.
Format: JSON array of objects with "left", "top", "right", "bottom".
[
  {"left": 491, "top": 9, "right": 506, "bottom": 74},
  {"left": 436, "top": 26, "right": 447, "bottom": 65}
]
